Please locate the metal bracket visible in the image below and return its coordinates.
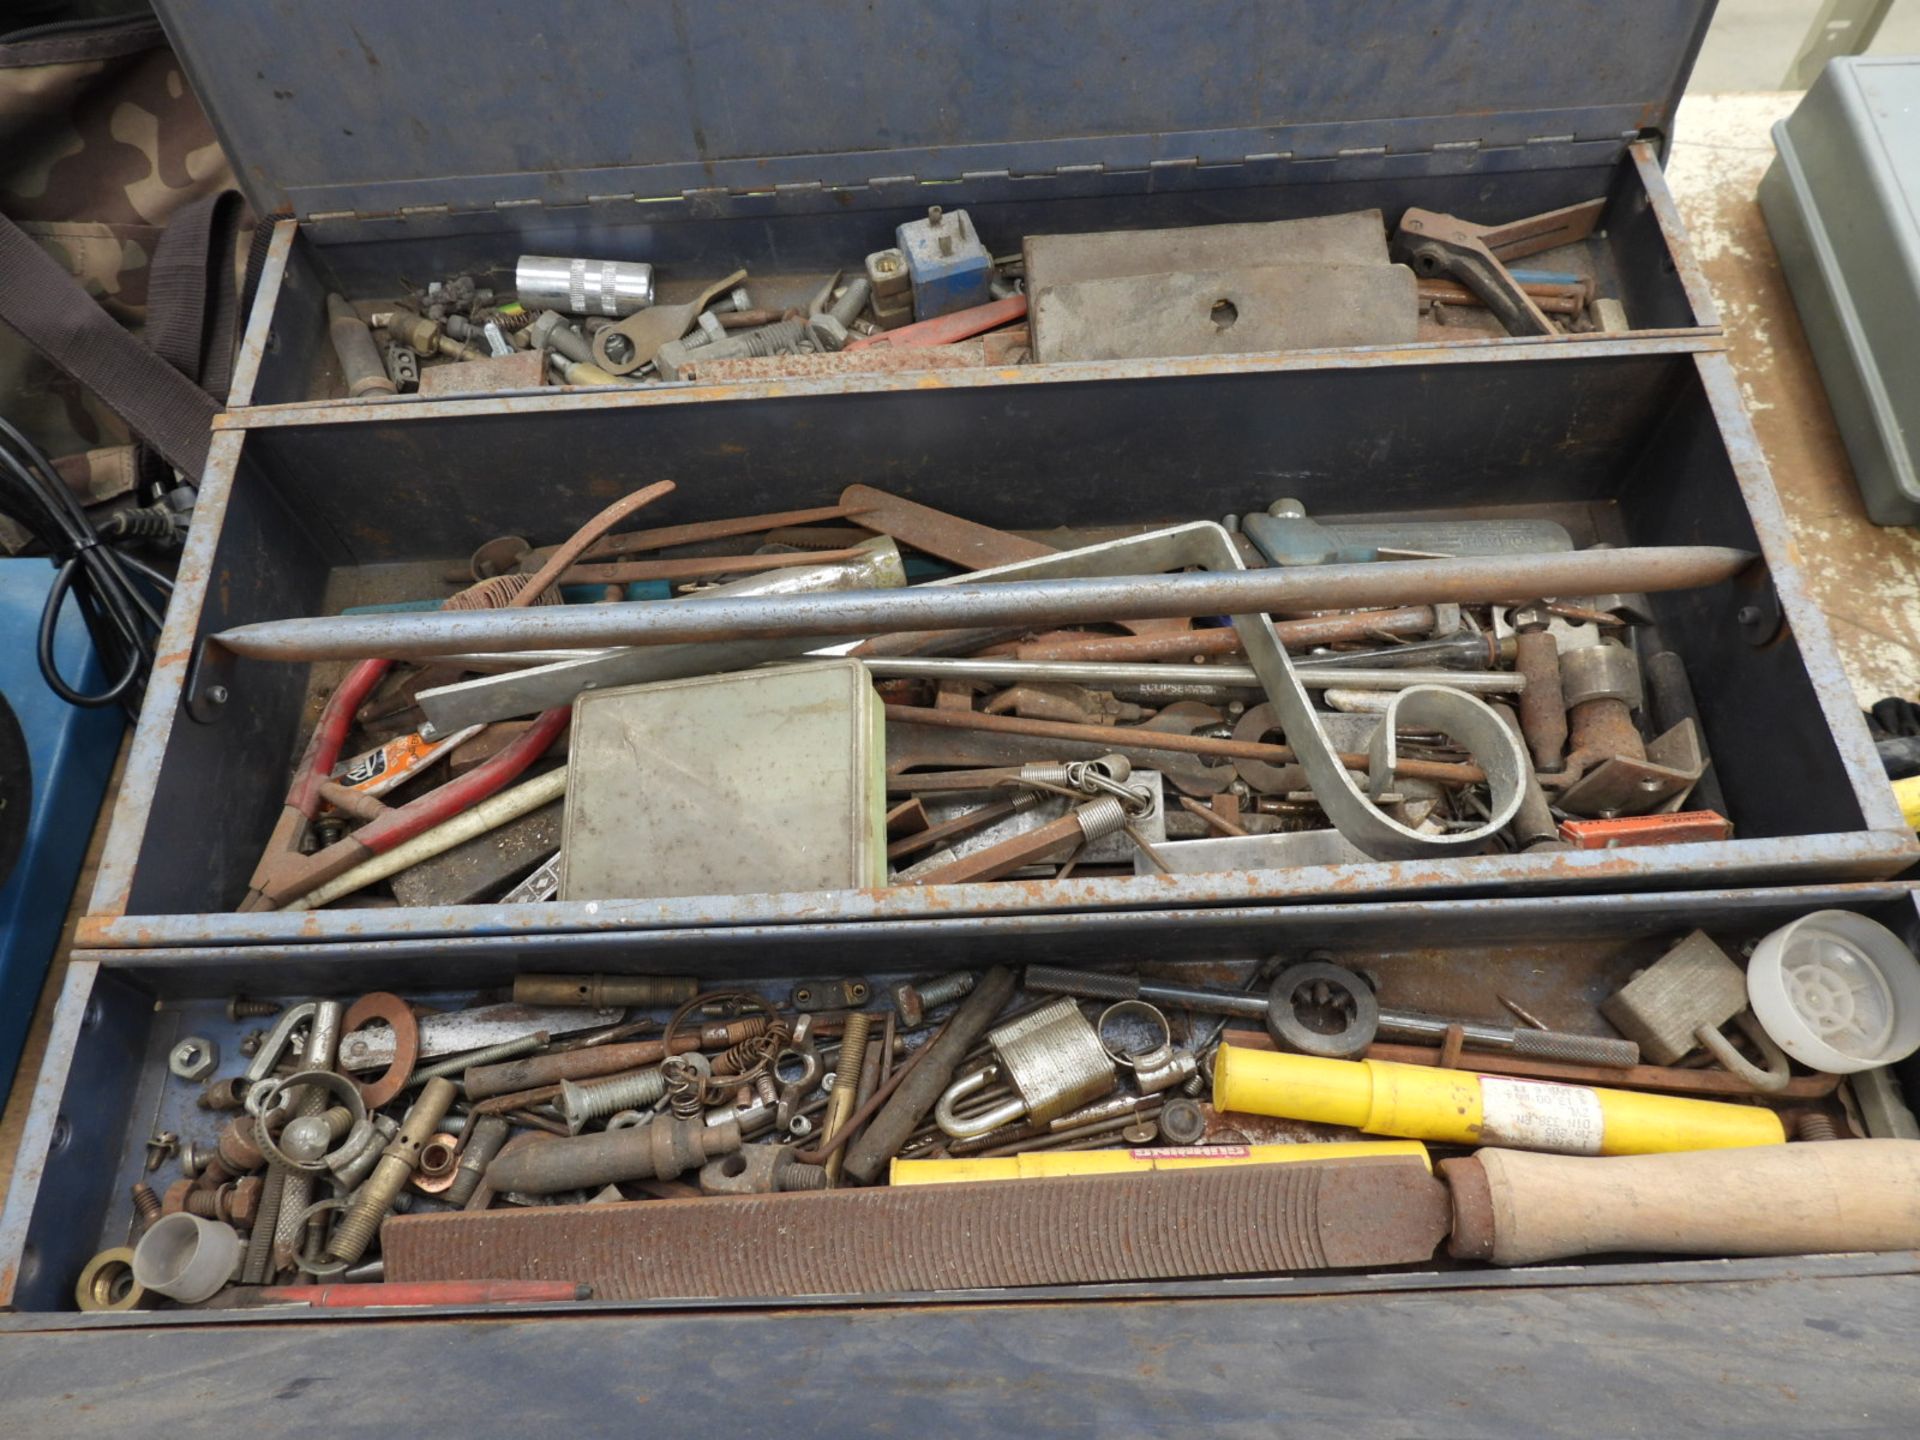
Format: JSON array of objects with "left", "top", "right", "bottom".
[
  {"left": 790, "top": 978, "right": 873, "bottom": 1013},
  {"left": 182, "top": 639, "right": 236, "bottom": 725}
]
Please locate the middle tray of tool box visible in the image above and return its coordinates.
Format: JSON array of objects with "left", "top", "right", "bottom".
[{"left": 76, "top": 332, "right": 1915, "bottom": 949}]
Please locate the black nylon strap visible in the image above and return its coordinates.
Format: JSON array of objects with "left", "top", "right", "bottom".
[
  {"left": 146, "top": 189, "right": 244, "bottom": 397},
  {"left": 0, "top": 208, "right": 221, "bottom": 478}
]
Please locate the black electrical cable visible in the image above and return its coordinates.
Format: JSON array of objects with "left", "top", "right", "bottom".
[{"left": 0, "top": 415, "right": 171, "bottom": 716}]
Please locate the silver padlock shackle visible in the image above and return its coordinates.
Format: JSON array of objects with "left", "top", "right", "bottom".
[{"left": 935, "top": 1062, "right": 1026, "bottom": 1140}]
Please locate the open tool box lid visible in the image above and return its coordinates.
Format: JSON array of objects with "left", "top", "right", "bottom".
[{"left": 156, "top": 0, "right": 1716, "bottom": 246}]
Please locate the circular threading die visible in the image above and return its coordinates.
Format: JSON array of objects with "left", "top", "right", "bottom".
[
  {"left": 76, "top": 1247, "right": 143, "bottom": 1312},
  {"left": 340, "top": 992, "right": 421, "bottom": 1110},
  {"left": 1266, "top": 961, "right": 1379, "bottom": 1059},
  {"left": 248, "top": 1069, "right": 368, "bottom": 1174}
]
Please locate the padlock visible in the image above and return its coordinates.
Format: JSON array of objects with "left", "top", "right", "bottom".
[
  {"left": 1602, "top": 930, "right": 1791, "bottom": 1091},
  {"left": 935, "top": 997, "right": 1116, "bottom": 1138}
]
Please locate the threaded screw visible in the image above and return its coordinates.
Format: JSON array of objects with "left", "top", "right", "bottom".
[
  {"left": 779, "top": 1161, "right": 830, "bottom": 1192},
  {"left": 330, "top": 1078, "right": 457, "bottom": 1265},
  {"left": 226, "top": 996, "right": 280, "bottom": 1021},
  {"left": 130, "top": 1183, "right": 162, "bottom": 1227},
  {"left": 823, "top": 1012, "right": 871, "bottom": 1185},
  {"left": 557, "top": 1067, "right": 667, "bottom": 1133},
  {"left": 891, "top": 971, "right": 976, "bottom": 1028},
  {"left": 1798, "top": 1113, "right": 1840, "bottom": 1142}
]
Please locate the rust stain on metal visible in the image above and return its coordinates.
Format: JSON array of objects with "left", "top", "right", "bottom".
[
  {"left": 386, "top": 1158, "right": 1447, "bottom": 1296},
  {"left": 221, "top": 333, "right": 1726, "bottom": 433}
]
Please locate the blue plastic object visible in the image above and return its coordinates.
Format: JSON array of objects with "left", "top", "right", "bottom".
[
  {"left": 895, "top": 206, "right": 992, "bottom": 320},
  {"left": 0, "top": 561, "right": 124, "bottom": 1099}
]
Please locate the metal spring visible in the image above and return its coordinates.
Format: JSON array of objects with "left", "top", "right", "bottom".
[
  {"left": 486, "top": 305, "right": 537, "bottom": 332},
  {"left": 441, "top": 574, "right": 562, "bottom": 611},
  {"left": 714, "top": 1020, "right": 790, "bottom": 1081},
  {"left": 662, "top": 1057, "right": 705, "bottom": 1119},
  {"left": 1074, "top": 794, "right": 1129, "bottom": 845}
]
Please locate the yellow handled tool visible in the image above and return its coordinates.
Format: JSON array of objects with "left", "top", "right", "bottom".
[
  {"left": 890, "top": 1140, "right": 1428, "bottom": 1186},
  {"left": 1214, "top": 1043, "right": 1785, "bottom": 1155}
]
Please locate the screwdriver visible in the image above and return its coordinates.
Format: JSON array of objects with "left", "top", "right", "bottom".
[{"left": 1025, "top": 963, "right": 1639, "bottom": 1069}]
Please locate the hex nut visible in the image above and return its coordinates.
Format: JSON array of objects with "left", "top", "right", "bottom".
[
  {"left": 162, "top": 1179, "right": 196, "bottom": 1216},
  {"left": 169, "top": 1037, "right": 219, "bottom": 1082},
  {"left": 226, "top": 1177, "right": 266, "bottom": 1227}
]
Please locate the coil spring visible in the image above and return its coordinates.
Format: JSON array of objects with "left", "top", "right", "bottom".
[
  {"left": 662, "top": 1056, "right": 705, "bottom": 1119},
  {"left": 714, "top": 1019, "right": 791, "bottom": 1080},
  {"left": 486, "top": 305, "right": 537, "bottom": 332}
]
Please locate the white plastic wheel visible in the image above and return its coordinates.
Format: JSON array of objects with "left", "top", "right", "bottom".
[{"left": 1747, "top": 910, "right": 1920, "bottom": 1074}]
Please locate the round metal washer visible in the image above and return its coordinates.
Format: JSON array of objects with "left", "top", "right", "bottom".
[
  {"left": 75, "top": 1247, "right": 143, "bottom": 1312},
  {"left": 341, "top": 992, "right": 420, "bottom": 1109},
  {"left": 1266, "top": 961, "right": 1379, "bottom": 1059}
]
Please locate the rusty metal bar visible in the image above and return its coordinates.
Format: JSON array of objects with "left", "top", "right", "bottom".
[
  {"left": 557, "top": 547, "right": 868, "bottom": 586},
  {"left": 1014, "top": 606, "right": 1437, "bottom": 661},
  {"left": 212, "top": 546, "right": 1755, "bottom": 662},
  {"left": 884, "top": 704, "right": 1489, "bottom": 786},
  {"left": 383, "top": 1157, "right": 1448, "bottom": 1298}
]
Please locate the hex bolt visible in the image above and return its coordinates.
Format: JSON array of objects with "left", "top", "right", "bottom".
[
  {"left": 179, "top": 1140, "right": 214, "bottom": 1180},
  {"left": 1510, "top": 601, "right": 1567, "bottom": 774},
  {"left": 227, "top": 997, "right": 280, "bottom": 1022},
  {"left": 807, "top": 277, "right": 873, "bottom": 353},
  {"left": 130, "top": 1183, "right": 163, "bottom": 1228},
  {"left": 329, "top": 1077, "right": 458, "bottom": 1265},
  {"left": 892, "top": 971, "right": 977, "bottom": 1029},
  {"left": 557, "top": 1067, "right": 668, "bottom": 1134}
]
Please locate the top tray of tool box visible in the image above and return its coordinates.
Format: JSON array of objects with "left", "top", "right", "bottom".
[{"left": 150, "top": 0, "right": 1726, "bottom": 412}]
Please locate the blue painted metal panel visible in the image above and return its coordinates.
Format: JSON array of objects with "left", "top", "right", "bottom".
[
  {"left": 152, "top": 1, "right": 1717, "bottom": 222},
  {"left": 1, "top": 1260, "right": 1917, "bottom": 1436},
  {"left": 0, "top": 563, "right": 122, "bottom": 1100}
]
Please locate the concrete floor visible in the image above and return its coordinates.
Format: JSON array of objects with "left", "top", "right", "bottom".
[{"left": 1693, "top": 0, "right": 1920, "bottom": 91}]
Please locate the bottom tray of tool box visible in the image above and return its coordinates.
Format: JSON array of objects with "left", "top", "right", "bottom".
[{"left": 6, "top": 881, "right": 1919, "bottom": 1345}]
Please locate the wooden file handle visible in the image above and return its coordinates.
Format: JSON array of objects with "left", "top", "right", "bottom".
[{"left": 1443, "top": 1140, "right": 1920, "bottom": 1266}]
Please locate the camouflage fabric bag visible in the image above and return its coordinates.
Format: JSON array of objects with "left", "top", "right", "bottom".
[{"left": 0, "top": 8, "right": 246, "bottom": 545}]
